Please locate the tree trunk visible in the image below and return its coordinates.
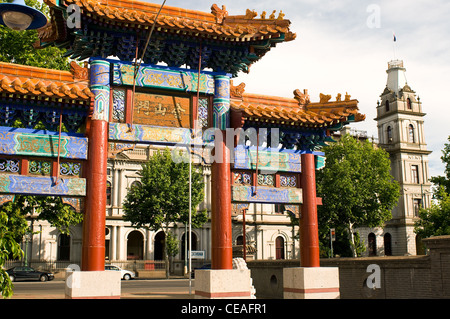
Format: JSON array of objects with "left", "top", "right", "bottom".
[
  {"left": 164, "top": 226, "right": 170, "bottom": 279},
  {"left": 348, "top": 222, "right": 357, "bottom": 258}
]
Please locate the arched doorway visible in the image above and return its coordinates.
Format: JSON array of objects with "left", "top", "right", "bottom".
[
  {"left": 127, "top": 231, "right": 144, "bottom": 260},
  {"left": 181, "top": 232, "right": 198, "bottom": 260},
  {"left": 275, "top": 236, "right": 285, "bottom": 260},
  {"left": 368, "top": 233, "right": 377, "bottom": 256},
  {"left": 57, "top": 234, "right": 70, "bottom": 261},
  {"left": 384, "top": 233, "right": 392, "bottom": 256},
  {"left": 154, "top": 231, "right": 165, "bottom": 261}
]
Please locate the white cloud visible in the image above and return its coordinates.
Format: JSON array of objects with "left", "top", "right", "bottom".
[{"left": 141, "top": 0, "right": 450, "bottom": 177}]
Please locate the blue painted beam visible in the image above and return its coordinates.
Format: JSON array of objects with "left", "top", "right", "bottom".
[
  {"left": 0, "top": 126, "right": 88, "bottom": 160},
  {"left": 232, "top": 185, "right": 302, "bottom": 204},
  {"left": 0, "top": 175, "right": 86, "bottom": 197}
]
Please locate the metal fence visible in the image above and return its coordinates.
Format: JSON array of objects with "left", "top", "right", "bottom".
[{"left": 3, "top": 259, "right": 167, "bottom": 273}]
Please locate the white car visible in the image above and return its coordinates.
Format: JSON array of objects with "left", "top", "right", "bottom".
[{"left": 105, "top": 265, "right": 135, "bottom": 280}]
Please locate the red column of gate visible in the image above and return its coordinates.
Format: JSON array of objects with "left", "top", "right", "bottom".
[
  {"left": 300, "top": 153, "right": 320, "bottom": 267},
  {"left": 211, "top": 130, "right": 233, "bottom": 270}
]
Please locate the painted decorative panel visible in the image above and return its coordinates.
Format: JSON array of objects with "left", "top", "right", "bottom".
[
  {"left": 280, "top": 174, "right": 297, "bottom": 188},
  {"left": 0, "top": 127, "right": 88, "bottom": 160},
  {"left": 316, "top": 155, "right": 326, "bottom": 170},
  {"left": 60, "top": 162, "right": 82, "bottom": 178},
  {"left": 133, "top": 92, "right": 191, "bottom": 128},
  {"left": 91, "top": 87, "right": 110, "bottom": 121},
  {"left": 258, "top": 174, "right": 275, "bottom": 187},
  {"left": 0, "top": 175, "right": 86, "bottom": 197},
  {"left": 232, "top": 185, "right": 302, "bottom": 204},
  {"left": 233, "top": 146, "right": 301, "bottom": 173},
  {"left": 90, "top": 60, "right": 111, "bottom": 122},
  {"left": 0, "top": 194, "right": 14, "bottom": 206},
  {"left": 109, "top": 123, "right": 191, "bottom": 145},
  {"left": 197, "top": 98, "right": 209, "bottom": 129},
  {"left": 112, "top": 88, "right": 126, "bottom": 123},
  {"left": 233, "top": 171, "right": 252, "bottom": 186},
  {"left": 112, "top": 63, "right": 215, "bottom": 95},
  {"left": 90, "top": 60, "right": 110, "bottom": 87},
  {"left": 213, "top": 75, "right": 230, "bottom": 130}
]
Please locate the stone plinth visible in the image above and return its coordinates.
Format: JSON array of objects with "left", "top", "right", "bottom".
[
  {"left": 195, "top": 269, "right": 253, "bottom": 299},
  {"left": 283, "top": 267, "right": 340, "bottom": 299},
  {"left": 65, "top": 270, "right": 121, "bottom": 299}
]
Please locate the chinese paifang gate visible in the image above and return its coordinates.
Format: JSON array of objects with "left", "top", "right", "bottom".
[{"left": 0, "top": 0, "right": 364, "bottom": 280}]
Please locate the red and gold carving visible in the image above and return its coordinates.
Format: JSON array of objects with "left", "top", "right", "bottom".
[{"left": 133, "top": 92, "right": 191, "bottom": 128}]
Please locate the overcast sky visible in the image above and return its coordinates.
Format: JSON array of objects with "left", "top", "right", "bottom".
[{"left": 141, "top": 0, "right": 450, "bottom": 178}]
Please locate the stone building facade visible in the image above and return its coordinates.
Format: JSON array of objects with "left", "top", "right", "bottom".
[{"left": 358, "top": 59, "right": 432, "bottom": 257}]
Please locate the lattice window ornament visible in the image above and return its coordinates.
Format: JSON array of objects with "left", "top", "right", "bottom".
[
  {"left": 112, "top": 88, "right": 126, "bottom": 123},
  {"left": 0, "top": 158, "right": 20, "bottom": 173},
  {"left": 28, "top": 160, "right": 51, "bottom": 176}
]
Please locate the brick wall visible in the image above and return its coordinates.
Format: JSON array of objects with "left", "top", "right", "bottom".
[{"left": 247, "top": 235, "right": 450, "bottom": 299}]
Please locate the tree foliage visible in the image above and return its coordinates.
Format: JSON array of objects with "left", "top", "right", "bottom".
[
  {"left": 0, "top": 209, "right": 24, "bottom": 298},
  {"left": 0, "top": 195, "right": 82, "bottom": 298},
  {"left": 123, "top": 149, "right": 207, "bottom": 277},
  {"left": 414, "top": 189, "right": 450, "bottom": 239},
  {"left": 430, "top": 136, "right": 450, "bottom": 198},
  {"left": 415, "top": 136, "right": 450, "bottom": 238},
  {"left": 317, "top": 134, "right": 400, "bottom": 257},
  {"left": 0, "top": 0, "right": 69, "bottom": 71}
]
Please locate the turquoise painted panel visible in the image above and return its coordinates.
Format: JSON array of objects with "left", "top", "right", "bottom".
[
  {"left": 232, "top": 185, "right": 303, "bottom": 204},
  {"left": 0, "top": 127, "right": 88, "bottom": 160},
  {"left": 234, "top": 146, "right": 302, "bottom": 173},
  {"left": 0, "top": 175, "right": 86, "bottom": 197},
  {"left": 108, "top": 123, "right": 191, "bottom": 145},
  {"left": 112, "top": 63, "right": 215, "bottom": 94}
]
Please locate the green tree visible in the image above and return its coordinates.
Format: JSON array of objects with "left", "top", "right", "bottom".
[
  {"left": 0, "top": 0, "right": 69, "bottom": 71},
  {"left": 123, "top": 149, "right": 207, "bottom": 278},
  {"left": 317, "top": 134, "right": 400, "bottom": 257},
  {"left": 414, "top": 189, "right": 450, "bottom": 239},
  {"left": 0, "top": 195, "right": 82, "bottom": 299},
  {"left": 0, "top": 209, "right": 24, "bottom": 298},
  {"left": 430, "top": 136, "right": 450, "bottom": 197}
]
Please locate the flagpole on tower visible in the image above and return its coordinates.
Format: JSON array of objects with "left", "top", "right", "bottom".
[{"left": 393, "top": 32, "right": 397, "bottom": 60}]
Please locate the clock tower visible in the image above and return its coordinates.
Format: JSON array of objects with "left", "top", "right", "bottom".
[{"left": 375, "top": 59, "right": 432, "bottom": 255}]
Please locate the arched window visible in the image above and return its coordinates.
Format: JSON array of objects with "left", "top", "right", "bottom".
[
  {"left": 385, "top": 100, "right": 390, "bottom": 112},
  {"left": 407, "top": 98, "right": 412, "bottom": 110},
  {"left": 275, "top": 236, "right": 285, "bottom": 260},
  {"left": 368, "top": 233, "right": 377, "bottom": 256},
  {"left": 57, "top": 234, "right": 70, "bottom": 261},
  {"left": 130, "top": 181, "right": 142, "bottom": 189},
  {"left": 387, "top": 126, "right": 393, "bottom": 142},
  {"left": 106, "top": 181, "right": 112, "bottom": 206},
  {"left": 384, "top": 233, "right": 392, "bottom": 256},
  {"left": 408, "top": 124, "right": 415, "bottom": 143},
  {"left": 154, "top": 231, "right": 165, "bottom": 261},
  {"left": 127, "top": 231, "right": 144, "bottom": 260}
]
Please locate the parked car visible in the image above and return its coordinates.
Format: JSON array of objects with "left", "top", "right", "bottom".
[
  {"left": 105, "top": 265, "right": 135, "bottom": 280},
  {"left": 6, "top": 266, "right": 54, "bottom": 282}
]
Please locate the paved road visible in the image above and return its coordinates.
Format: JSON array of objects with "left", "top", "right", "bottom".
[{"left": 8, "top": 278, "right": 195, "bottom": 299}]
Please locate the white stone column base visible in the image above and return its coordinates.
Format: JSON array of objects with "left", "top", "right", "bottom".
[
  {"left": 65, "top": 271, "right": 121, "bottom": 299},
  {"left": 195, "top": 269, "right": 254, "bottom": 299},
  {"left": 283, "top": 267, "right": 340, "bottom": 299}
]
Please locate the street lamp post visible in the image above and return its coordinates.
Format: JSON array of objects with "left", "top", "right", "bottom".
[{"left": 0, "top": 0, "right": 48, "bottom": 31}]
